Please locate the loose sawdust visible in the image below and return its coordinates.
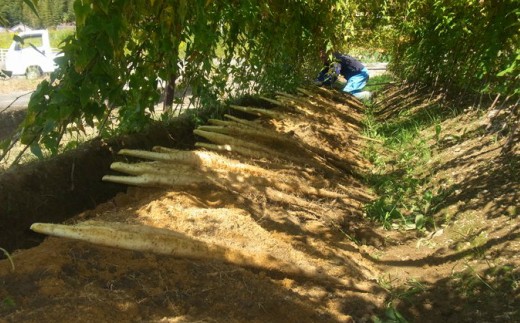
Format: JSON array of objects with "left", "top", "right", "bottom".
[{"left": 0, "top": 85, "right": 518, "bottom": 322}]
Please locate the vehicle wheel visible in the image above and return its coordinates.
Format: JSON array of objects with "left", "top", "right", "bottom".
[{"left": 26, "top": 66, "right": 42, "bottom": 80}]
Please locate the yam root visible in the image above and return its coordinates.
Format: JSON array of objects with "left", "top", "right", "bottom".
[
  {"left": 259, "top": 96, "right": 285, "bottom": 107},
  {"left": 109, "top": 161, "right": 186, "bottom": 175},
  {"left": 102, "top": 173, "right": 207, "bottom": 187},
  {"left": 30, "top": 222, "right": 320, "bottom": 278},
  {"left": 110, "top": 154, "right": 345, "bottom": 199},
  {"left": 229, "top": 105, "right": 283, "bottom": 119},
  {"left": 194, "top": 129, "right": 280, "bottom": 158},
  {"left": 223, "top": 114, "right": 266, "bottom": 130},
  {"left": 207, "top": 119, "right": 243, "bottom": 128},
  {"left": 197, "top": 125, "right": 292, "bottom": 146},
  {"left": 195, "top": 142, "right": 273, "bottom": 160},
  {"left": 195, "top": 129, "right": 323, "bottom": 170}
]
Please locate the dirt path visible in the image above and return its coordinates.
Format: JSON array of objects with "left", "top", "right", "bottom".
[{"left": 0, "top": 86, "right": 518, "bottom": 322}]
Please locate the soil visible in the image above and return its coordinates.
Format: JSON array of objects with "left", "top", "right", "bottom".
[
  {"left": 0, "top": 77, "right": 39, "bottom": 140},
  {"left": 0, "top": 108, "right": 26, "bottom": 141},
  {"left": 0, "top": 85, "right": 518, "bottom": 322}
]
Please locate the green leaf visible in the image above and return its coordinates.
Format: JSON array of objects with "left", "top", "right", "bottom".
[
  {"left": 497, "top": 61, "right": 517, "bottom": 77},
  {"left": 423, "top": 190, "right": 433, "bottom": 202},
  {"left": 30, "top": 143, "right": 44, "bottom": 160},
  {"left": 415, "top": 214, "right": 426, "bottom": 229},
  {"left": 80, "top": 82, "right": 94, "bottom": 108},
  {"left": 385, "top": 306, "right": 409, "bottom": 323},
  {"left": 371, "top": 315, "right": 384, "bottom": 323},
  {"left": 97, "top": 0, "right": 111, "bottom": 15},
  {"left": 74, "top": 1, "right": 92, "bottom": 27},
  {"left": 22, "top": 0, "right": 40, "bottom": 18},
  {"left": 0, "top": 139, "right": 9, "bottom": 151},
  {"left": 435, "top": 123, "right": 442, "bottom": 141}
]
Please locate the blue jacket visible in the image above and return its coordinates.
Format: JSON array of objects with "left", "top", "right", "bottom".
[{"left": 331, "top": 53, "right": 365, "bottom": 80}]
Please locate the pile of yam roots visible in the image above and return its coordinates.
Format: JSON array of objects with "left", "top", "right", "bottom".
[{"left": 31, "top": 86, "right": 367, "bottom": 279}]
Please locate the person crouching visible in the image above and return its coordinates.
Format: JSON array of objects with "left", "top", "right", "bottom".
[{"left": 316, "top": 51, "right": 369, "bottom": 98}]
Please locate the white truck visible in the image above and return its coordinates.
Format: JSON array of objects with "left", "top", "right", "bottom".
[{"left": 4, "top": 29, "right": 60, "bottom": 79}]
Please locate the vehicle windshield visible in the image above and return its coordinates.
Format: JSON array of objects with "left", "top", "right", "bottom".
[{"left": 15, "top": 35, "right": 44, "bottom": 50}]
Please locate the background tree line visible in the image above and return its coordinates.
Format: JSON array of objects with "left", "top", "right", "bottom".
[
  {"left": 0, "top": 0, "right": 75, "bottom": 28},
  {"left": 0, "top": 0, "right": 517, "bottom": 164}
]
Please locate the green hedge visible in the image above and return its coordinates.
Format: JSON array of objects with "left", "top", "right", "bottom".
[{"left": 388, "top": 0, "right": 519, "bottom": 96}]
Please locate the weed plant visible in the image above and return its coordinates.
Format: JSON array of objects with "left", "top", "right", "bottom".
[
  {"left": 362, "top": 76, "right": 444, "bottom": 231},
  {"left": 449, "top": 263, "right": 520, "bottom": 320},
  {"left": 363, "top": 74, "right": 395, "bottom": 93}
]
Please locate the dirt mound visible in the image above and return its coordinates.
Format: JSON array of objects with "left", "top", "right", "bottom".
[
  {"left": 0, "top": 88, "right": 389, "bottom": 322},
  {"left": 1, "top": 85, "right": 518, "bottom": 322},
  {"left": 0, "top": 116, "right": 196, "bottom": 251}
]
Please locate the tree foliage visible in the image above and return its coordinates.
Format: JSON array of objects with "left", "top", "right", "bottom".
[
  {"left": 2, "top": 0, "right": 518, "bottom": 163},
  {"left": 381, "top": 0, "right": 519, "bottom": 96},
  {"left": 13, "top": 0, "right": 351, "bottom": 157},
  {"left": 0, "top": 0, "right": 75, "bottom": 28}
]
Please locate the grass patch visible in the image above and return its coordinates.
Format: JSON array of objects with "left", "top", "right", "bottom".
[
  {"left": 364, "top": 73, "right": 395, "bottom": 93},
  {"left": 0, "top": 33, "right": 16, "bottom": 49},
  {"left": 372, "top": 274, "right": 425, "bottom": 323},
  {"left": 1, "top": 296, "right": 16, "bottom": 311},
  {"left": 363, "top": 114, "right": 434, "bottom": 229},
  {"left": 449, "top": 263, "right": 520, "bottom": 320},
  {"left": 360, "top": 82, "right": 494, "bottom": 232},
  {"left": 361, "top": 78, "right": 449, "bottom": 231}
]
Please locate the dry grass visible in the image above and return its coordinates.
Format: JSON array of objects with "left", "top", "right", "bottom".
[{"left": 0, "top": 77, "right": 44, "bottom": 94}]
